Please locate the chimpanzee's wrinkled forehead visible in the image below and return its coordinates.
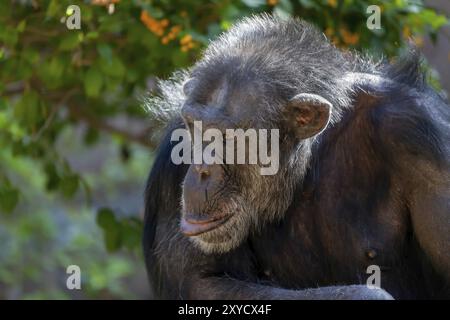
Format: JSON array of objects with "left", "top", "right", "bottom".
[{"left": 185, "top": 58, "right": 282, "bottom": 125}]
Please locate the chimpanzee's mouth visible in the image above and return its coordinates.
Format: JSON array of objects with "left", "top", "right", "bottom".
[{"left": 180, "top": 212, "right": 232, "bottom": 236}]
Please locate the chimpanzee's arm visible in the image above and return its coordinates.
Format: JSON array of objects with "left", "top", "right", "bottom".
[
  {"left": 185, "top": 276, "right": 393, "bottom": 300},
  {"left": 147, "top": 201, "right": 394, "bottom": 300},
  {"left": 407, "top": 167, "right": 450, "bottom": 282},
  {"left": 378, "top": 88, "right": 450, "bottom": 289},
  {"left": 149, "top": 218, "right": 393, "bottom": 300}
]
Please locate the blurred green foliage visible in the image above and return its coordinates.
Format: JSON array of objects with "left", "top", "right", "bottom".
[{"left": 0, "top": 0, "right": 448, "bottom": 298}]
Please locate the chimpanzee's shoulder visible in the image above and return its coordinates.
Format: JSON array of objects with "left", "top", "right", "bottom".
[{"left": 358, "top": 77, "right": 450, "bottom": 167}]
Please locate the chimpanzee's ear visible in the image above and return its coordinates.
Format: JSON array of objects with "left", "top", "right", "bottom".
[{"left": 285, "top": 93, "right": 332, "bottom": 139}]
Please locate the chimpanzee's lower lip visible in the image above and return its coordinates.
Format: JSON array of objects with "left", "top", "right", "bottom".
[{"left": 180, "top": 213, "right": 232, "bottom": 236}]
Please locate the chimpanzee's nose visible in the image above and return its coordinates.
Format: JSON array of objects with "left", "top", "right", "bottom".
[{"left": 183, "top": 164, "right": 224, "bottom": 215}]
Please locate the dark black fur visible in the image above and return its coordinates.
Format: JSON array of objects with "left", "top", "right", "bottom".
[{"left": 143, "top": 16, "right": 450, "bottom": 299}]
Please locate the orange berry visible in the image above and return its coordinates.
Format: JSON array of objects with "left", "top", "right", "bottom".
[
  {"left": 160, "top": 19, "right": 169, "bottom": 28},
  {"left": 327, "top": 0, "right": 337, "bottom": 8},
  {"left": 180, "top": 34, "right": 192, "bottom": 45},
  {"left": 171, "top": 25, "right": 182, "bottom": 33},
  {"left": 340, "top": 27, "right": 359, "bottom": 45},
  {"left": 140, "top": 10, "right": 149, "bottom": 22}
]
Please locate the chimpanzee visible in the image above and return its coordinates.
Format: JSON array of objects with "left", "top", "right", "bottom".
[{"left": 143, "top": 15, "right": 450, "bottom": 299}]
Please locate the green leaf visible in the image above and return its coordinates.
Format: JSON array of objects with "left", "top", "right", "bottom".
[
  {"left": 22, "top": 49, "right": 40, "bottom": 64},
  {"left": 59, "top": 32, "right": 83, "bottom": 51},
  {"left": 0, "top": 98, "right": 7, "bottom": 110},
  {"left": 0, "top": 186, "right": 19, "bottom": 214},
  {"left": 46, "top": 0, "right": 61, "bottom": 18},
  {"left": 17, "top": 20, "right": 26, "bottom": 33},
  {"left": 99, "top": 56, "right": 126, "bottom": 78},
  {"left": 47, "top": 57, "right": 65, "bottom": 79},
  {"left": 96, "top": 207, "right": 116, "bottom": 229},
  {"left": 44, "top": 163, "right": 60, "bottom": 191},
  {"left": 171, "top": 50, "right": 190, "bottom": 68},
  {"left": 120, "top": 218, "right": 142, "bottom": 250},
  {"left": 104, "top": 225, "right": 121, "bottom": 252},
  {"left": 86, "top": 31, "right": 100, "bottom": 40},
  {"left": 83, "top": 127, "right": 100, "bottom": 145},
  {"left": 60, "top": 174, "right": 79, "bottom": 198},
  {"left": 97, "top": 43, "right": 113, "bottom": 62},
  {"left": 0, "top": 27, "right": 18, "bottom": 47},
  {"left": 0, "top": 112, "right": 7, "bottom": 129},
  {"left": 14, "top": 90, "right": 46, "bottom": 128},
  {"left": 84, "top": 68, "right": 103, "bottom": 98},
  {"left": 298, "top": 0, "right": 320, "bottom": 9},
  {"left": 39, "top": 56, "right": 68, "bottom": 88},
  {"left": 96, "top": 208, "right": 123, "bottom": 252}
]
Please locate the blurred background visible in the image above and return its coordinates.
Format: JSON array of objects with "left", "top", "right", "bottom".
[{"left": 0, "top": 0, "right": 448, "bottom": 299}]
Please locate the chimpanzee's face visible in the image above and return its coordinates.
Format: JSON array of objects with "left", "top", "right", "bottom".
[{"left": 179, "top": 62, "right": 332, "bottom": 254}]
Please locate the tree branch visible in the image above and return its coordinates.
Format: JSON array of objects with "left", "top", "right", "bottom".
[
  {"left": 67, "top": 103, "right": 156, "bottom": 149},
  {"left": 4, "top": 82, "right": 158, "bottom": 149}
]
